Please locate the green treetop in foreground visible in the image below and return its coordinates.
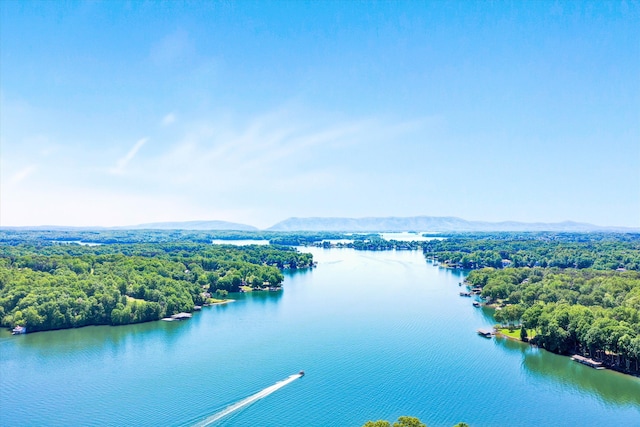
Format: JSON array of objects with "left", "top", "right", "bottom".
[
  {"left": 362, "top": 417, "right": 468, "bottom": 427},
  {"left": 0, "top": 242, "right": 313, "bottom": 332}
]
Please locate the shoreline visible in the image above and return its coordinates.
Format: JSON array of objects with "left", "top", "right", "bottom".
[
  {"left": 208, "top": 299, "right": 236, "bottom": 305},
  {"left": 493, "top": 329, "right": 640, "bottom": 379},
  {"left": 5, "top": 299, "right": 238, "bottom": 335}
]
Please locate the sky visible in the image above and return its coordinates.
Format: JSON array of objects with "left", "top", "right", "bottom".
[{"left": 1, "top": 0, "right": 639, "bottom": 229}]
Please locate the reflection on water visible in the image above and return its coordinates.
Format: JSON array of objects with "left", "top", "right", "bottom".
[
  {"left": 232, "top": 290, "right": 284, "bottom": 305},
  {"left": 2, "top": 248, "right": 639, "bottom": 427},
  {"left": 1, "top": 315, "right": 192, "bottom": 358},
  {"left": 494, "top": 336, "right": 640, "bottom": 407},
  {"left": 283, "top": 266, "right": 313, "bottom": 277}
]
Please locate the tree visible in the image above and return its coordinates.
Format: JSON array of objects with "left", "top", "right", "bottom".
[
  {"left": 361, "top": 417, "right": 427, "bottom": 427},
  {"left": 393, "top": 416, "right": 426, "bottom": 427},
  {"left": 520, "top": 325, "right": 528, "bottom": 342},
  {"left": 495, "top": 304, "right": 525, "bottom": 327},
  {"left": 362, "top": 421, "right": 391, "bottom": 427}
]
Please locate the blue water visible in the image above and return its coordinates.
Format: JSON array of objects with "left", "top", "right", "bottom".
[{"left": 1, "top": 248, "right": 639, "bottom": 426}]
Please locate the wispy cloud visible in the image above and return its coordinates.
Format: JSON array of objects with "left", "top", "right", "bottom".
[
  {"left": 145, "top": 108, "right": 430, "bottom": 199},
  {"left": 162, "top": 113, "right": 176, "bottom": 126},
  {"left": 150, "top": 29, "right": 192, "bottom": 65},
  {"left": 8, "top": 164, "right": 37, "bottom": 185},
  {"left": 109, "top": 138, "right": 148, "bottom": 175}
]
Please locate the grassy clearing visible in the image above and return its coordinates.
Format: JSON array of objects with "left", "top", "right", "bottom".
[
  {"left": 207, "top": 298, "right": 234, "bottom": 304},
  {"left": 498, "top": 327, "right": 537, "bottom": 341}
]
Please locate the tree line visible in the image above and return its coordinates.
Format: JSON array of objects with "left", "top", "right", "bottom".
[
  {"left": 0, "top": 243, "right": 313, "bottom": 332},
  {"left": 0, "top": 229, "right": 347, "bottom": 246},
  {"left": 467, "top": 267, "right": 640, "bottom": 373},
  {"left": 423, "top": 234, "right": 640, "bottom": 271}
]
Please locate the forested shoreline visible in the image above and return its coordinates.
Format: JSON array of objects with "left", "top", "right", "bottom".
[
  {"left": 0, "top": 229, "right": 347, "bottom": 246},
  {"left": 4, "top": 228, "right": 640, "bottom": 361},
  {"left": 416, "top": 233, "right": 640, "bottom": 375},
  {"left": 467, "top": 267, "right": 640, "bottom": 374},
  {"left": 0, "top": 242, "right": 313, "bottom": 332},
  {"left": 423, "top": 233, "right": 640, "bottom": 271}
]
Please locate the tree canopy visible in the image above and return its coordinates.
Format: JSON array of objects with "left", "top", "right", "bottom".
[
  {"left": 423, "top": 233, "right": 640, "bottom": 270},
  {"left": 0, "top": 242, "right": 313, "bottom": 332},
  {"left": 467, "top": 267, "right": 640, "bottom": 373}
]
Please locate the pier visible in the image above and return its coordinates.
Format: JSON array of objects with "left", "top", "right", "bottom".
[
  {"left": 477, "top": 328, "right": 493, "bottom": 338},
  {"left": 162, "top": 312, "right": 193, "bottom": 321},
  {"left": 571, "top": 355, "right": 604, "bottom": 369}
]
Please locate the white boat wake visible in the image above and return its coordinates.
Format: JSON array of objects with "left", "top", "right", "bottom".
[{"left": 192, "top": 373, "right": 303, "bottom": 426}]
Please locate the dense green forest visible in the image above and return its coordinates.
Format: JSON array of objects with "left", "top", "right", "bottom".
[
  {"left": 423, "top": 233, "right": 640, "bottom": 270},
  {"left": 0, "top": 229, "right": 347, "bottom": 246},
  {"left": 467, "top": 267, "right": 640, "bottom": 373},
  {"left": 328, "top": 235, "right": 423, "bottom": 251},
  {"left": 0, "top": 243, "right": 313, "bottom": 332}
]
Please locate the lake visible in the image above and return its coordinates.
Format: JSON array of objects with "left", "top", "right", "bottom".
[{"left": 1, "top": 248, "right": 639, "bottom": 426}]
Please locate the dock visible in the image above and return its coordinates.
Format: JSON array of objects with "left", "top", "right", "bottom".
[
  {"left": 172, "top": 312, "right": 193, "bottom": 320},
  {"left": 477, "top": 328, "right": 493, "bottom": 338},
  {"left": 571, "top": 355, "right": 604, "bottom": 369},
  {"left": 162, "top": 312, "right": 193, "bottom": 321}
]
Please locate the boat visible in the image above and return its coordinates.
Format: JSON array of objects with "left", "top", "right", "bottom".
[
  {"left": 12, "top": 326, "right": 27, "bottom": 335},
  {"left": 299, "top": 370, "right": 305, "bottom": 377}
]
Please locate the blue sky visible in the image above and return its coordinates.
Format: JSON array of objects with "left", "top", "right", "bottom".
[{"left": 1, "top": 1, "right": 638, "bottom": 228}]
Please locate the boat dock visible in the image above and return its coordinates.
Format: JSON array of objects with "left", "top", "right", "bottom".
[
  {"left": 477, "top": 328, "right": 493, "bottom": 338},
  {"left": 162, "top": 312, "right": 193, "bottom": 321},
  {"left": 571, "top": 355, "right": 604, "bottom": 369}
]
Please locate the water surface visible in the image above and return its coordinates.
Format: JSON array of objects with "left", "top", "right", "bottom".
[{"left": 1, "top": 249, "right": 638, "bottom": 426}]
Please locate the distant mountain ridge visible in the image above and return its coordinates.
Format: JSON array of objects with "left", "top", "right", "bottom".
[
  {"left": 2, "top": 216, "right": 637, "bottom": 232},
  {"left": 267, "top": 216, "right": 637, "bottom": 232}
]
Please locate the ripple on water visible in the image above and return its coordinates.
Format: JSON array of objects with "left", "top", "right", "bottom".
[{"left": 2, "top": 249, "right": 640, "bottom": 427}]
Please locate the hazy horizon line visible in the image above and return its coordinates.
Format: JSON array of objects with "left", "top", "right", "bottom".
[{"left": 1, "top": 214, "right": 638, "bottom": 232}]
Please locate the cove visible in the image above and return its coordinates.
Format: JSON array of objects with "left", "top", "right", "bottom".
[{"left": 1, "top": 248, "right": 639, "bottom": 426}]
